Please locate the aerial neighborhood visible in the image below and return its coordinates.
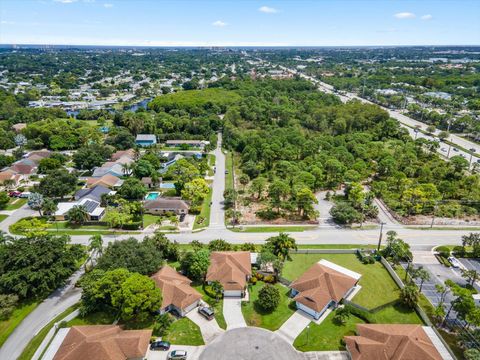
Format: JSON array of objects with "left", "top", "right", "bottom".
[{"left": 0, "top": 4, "right": 480, "bottom": 359}]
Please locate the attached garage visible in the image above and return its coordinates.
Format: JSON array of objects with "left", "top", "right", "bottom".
[{"left": 223, "top": 290, "right": 243, "bottom": 297}]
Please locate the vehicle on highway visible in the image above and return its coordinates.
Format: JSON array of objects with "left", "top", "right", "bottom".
[
  {"left": 167, "top": 350, "right": 187, "bottom": 359},
  {"left": 150, "top": 341, "right": 171, "bottom": 351},
  {"left": 198, "top": 306, "right": 214, "bottom": 320},
  {"left": 448, "top": 256, "right": 462, "bottom": 268}
]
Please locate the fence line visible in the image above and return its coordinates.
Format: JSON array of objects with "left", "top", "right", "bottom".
[{"left": 32, "top": 309, "right": 80, "bottom": 360}]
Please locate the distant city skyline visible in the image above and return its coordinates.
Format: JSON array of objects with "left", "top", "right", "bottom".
[{"left": 1, "top": 0, "right": 479, "bottom": 46}]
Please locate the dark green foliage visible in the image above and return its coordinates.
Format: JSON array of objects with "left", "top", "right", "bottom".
[
  {"left": 118, "top": 178, "right": 148, "bottom": 200},
  {"left": 37, "top": 169, "right": 78, "bottom": 199},
  {"left": 208, "top": 239, "right": 233, "bottom": 251},
  {"left": 0, "top": 234, "right": 85, "bottom": 299},
  {"left": 96, "top": 238, "right": 164, "bottom": 275},
  {"left": 180, "top": 249, "right": 210, "bottom": 281},
  {"left": 256, "top": 284, "right": 280, "bottom": 312},
  {"left": 0, "top": 293, "right": 19, "bottom": 320}
]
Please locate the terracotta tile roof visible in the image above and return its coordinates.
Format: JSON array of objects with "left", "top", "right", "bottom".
[
  {"left": 86, "top": 174, "right": 122, "bottom": 188},
  {"left": 53, "top": 325, "right": 152, "bottom": 360},
  {"left": 344, "top": 324, "right": 444, "bottom": 360},
  {"left": 151, "top": 265, "right": 202, "bottom": 311},
  {"left": 111, "top": 149, "right": 135, "bottom": 161},
  {"left": 0, "top": 169, "right": 18, "bottom": 182},
  {"left": 290, "top": 260, "right": 359, "bottom": 312},
  {"left": 206, "top": 252, "right": 252, "bottom": 291},
  {"left": 11, "top": 162, "right": 36, "bottom": 175}
]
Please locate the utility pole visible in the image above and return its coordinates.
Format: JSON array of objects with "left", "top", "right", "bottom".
[
  {"left": 377, "top": 222, "right": 385, "bottom": 252},
  {"left": 469, "top": 148, "right": 476, "bottom": 170},
  {"left": 447, "top": 144, "right": 452, "bottom": 158}
]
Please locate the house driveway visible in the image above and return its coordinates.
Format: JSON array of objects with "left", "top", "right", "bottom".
[
  {"left": 223, "top": 297, "right": 247, "bottom": 329},
  {"left": 186, "top": 310, "right": 224, "bottom": 343},
  {"left": 146, "top": 345, "right": 205, "bottom": 360},
  {"left": 276, "top": 310, "right": 313, "bottom": 343}
]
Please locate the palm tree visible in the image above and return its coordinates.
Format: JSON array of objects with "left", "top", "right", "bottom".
[
  {"left": 121, "top": 163, "right": 131, "bottom": 176},
  {"left": 67, "top": 205, "right": 89, "bottom": 225},
  {"left": 3, "top": 179, "right": 15, "bottom": 191},
  {"left": 265, "top": 232, "right": 298, "bottom": 261},
  {"left": 42, "top": 198, "right": 58, "bottom": 218},
  {"left": 87, "top": 234, "right": 103, "bottom": 268}
]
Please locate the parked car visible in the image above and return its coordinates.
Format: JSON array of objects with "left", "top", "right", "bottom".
[
  {"left": 198, "top": 306, "right": 214, "bottom": 320},
  {"left": 453, "top": 148, "right": 459, "bottom": 152},
  {"left": 8, "top": 191, "right": 21, "bottom": 197},
  {"left": 150, "top": 341, "right": 171, "bottom": 351},
  {"left": 448, "top": 256, "right": 462, "bottom": 268},
  {"left": 167, "top": 350, "right": 187, "bottom": 359},
  {"left": 225, "top": 170, "right": 229, "bottom": 174},
  {"left": 19, "top": 192, "right": 31, "bottom": 198}
]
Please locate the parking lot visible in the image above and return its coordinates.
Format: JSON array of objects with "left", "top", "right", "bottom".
[{"left": 458, "top": 257, "right": 480, "bottom": 272}]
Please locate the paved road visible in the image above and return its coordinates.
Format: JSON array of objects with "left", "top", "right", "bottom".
[
  {"left": 0, "top": 267, "right": 84, "bottom": 360},
  {"left": 0, "top": 203, "right": 36, "bottom": 233},
  {"left": 209, "top": 133, "right": 226, "bottom": 230}
]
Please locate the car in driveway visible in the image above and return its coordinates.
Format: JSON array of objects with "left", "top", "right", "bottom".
[
  {"left": 8, "top": 191, "right": 21, "bottom": 197},
  {"left": 198, "top": 306, "right": 214, "bottom": 320},
  {"left": 167, "top": 350, "right": 187, "bottom": 359},
  {"left": 150, "top": 341, "right": 171, "bottom": 351}
]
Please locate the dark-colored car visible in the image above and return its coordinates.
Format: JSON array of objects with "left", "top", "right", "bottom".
[
  {"left": 198, "top": 306, "right": 214, "bottom": 320},
  {"left": 167, "top": 350, "right": 187, "bottom": 359},
  {"left": 150, "top": 341, "right": 171, "bottom": 351},
  {"left": 225, "top": 170, "right": 229, "bottom": 174}
]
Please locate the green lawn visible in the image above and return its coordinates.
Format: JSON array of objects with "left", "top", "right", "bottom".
[
  {"left": 193, "top": 284, "right": 227, "bottom": 330},
  {"left": 293, "top": 309, "right": 365, "bottom": 352},
  {"left": 65, "top": 311, "right": 116, "bottom": 327},
  {"left": 193, "top": 187, "right": 212, "bottom": 230},
  {"left": 0, "top": 214, "right": 7, "bottom": 223},
  {"left": 296, "top": 244, "right": 378, "bottom": 250},
  {"left": 0, "top": 301, "right": 39, "bottom": 347},
  {"left": 162, "top": 317, "right": 204, "bottom": 346},
  {"left": 18, "top": 305, "right": 79, "bottom": 360},
  {"left": 143, "top": 214, "right": 161, "bottom": 228},
  {"left": 230, "top": 225, "right": 316, "bottom": 233},
  {"left": 241, "top": 282, "right": 295, "bottom": 331},
  {"left": 282, "top": 254, "right": 401, "bottom": 308},
  {"left": 5, "top": 198, "right": 27, "bottom": 210},
  {"left": 208, "top": 154, "right": 216, "bottom": 176}
]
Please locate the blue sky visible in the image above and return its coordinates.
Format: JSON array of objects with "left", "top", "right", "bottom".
[{"left": 1, "top": 0, "right": 479, "bottom": 46}]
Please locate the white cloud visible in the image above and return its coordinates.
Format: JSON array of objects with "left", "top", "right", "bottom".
[
  {"left": 259, "top": 6, "right": 278, "bottom": 14},
  {"left": 212, "top": 20, "right": 227, "bottom": 27},
  {"left": 103, "top": 3, "right": 113, "bottom": 8},
  {"left": 1, "top": 20, "right": 16, "bottom": 25},
  {"left": 421, "top": 14, "right": 433, "bottom": 20},
  {"left": 53, "top": 0, "right": 78, "bottom": 3},
  {"left": 394, "top": 12, "right": 416, "bottom": 19}
]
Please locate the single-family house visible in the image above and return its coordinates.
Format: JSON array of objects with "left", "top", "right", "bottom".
[
  {"left": 289, "top": 259, "right": 361, "bottom": 319},
  {"left": 54, "top": 198, "right": 106, "bottom": 221},
  {"left": 86, "top": 174, "right": 124, "bottom": 189},
  {"left": 92, "top": 163, "right": 124, "bottom": 178},
  {"left": 0, "top": 169, "right": 22, "bottom": 186},
  {"left": 151, "top": 265, "right": 202, "bottom": 317},
  {"left": 11, "top": 159, "right": 37, "bottom": 175},
  {"left": 44, "top": 325, "right": 152, "bottom": 360},
  {"left": 111, "top": 149, "right": 135, "bottom": 162},
  {"left": 74, "top": 185, "right": 113, "bottom": 203},
  {"left": 144, "top": 198, "right": 189, "bottom": 215},
  {"left": 344, "top": 324, "right": 453, "bottom": 360},
  {"left": 141, "top": 177, "right": 154, "bottom": 188},
  {"left": 206, "top": 251, "right": 252, "bottom": 297},
  {"left": 135, "top": 134, "right": 157, "bottom": 147},
  {"left": 11, "top": 123, "right": 27, "bottom": 133},
  {"left": 165, "top": 139, "right": 209, "bottom": 148}
]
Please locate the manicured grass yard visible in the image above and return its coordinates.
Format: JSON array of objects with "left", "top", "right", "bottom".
[
  {"left": 282, "top": 254, "right": 401, "bottom": 308},
  {"left": 5, "top": 198, "right": 27, "bottom": 210},
  {"left": 0, "top": 301, "right": 39, "bottom": 347},
  {"left": 65, "top": 311, "right": 116, "bottom": 327},
  {"left": 193, "top": 187, "right": 212, "bottom": 230},
  {"left": 294, "top": 309, "right": 365, "bottom": 352},
  {"left": 230, "top": 226, "right": 315, "bottom": 233},
  {"left": 194, "top": 285, "right": 227, "bottom": 330},
  {"left": 225, "top": 151, "right": 234, "bottom": 191},
  {"left": 162, "top": 317, "right": 204, "bottom": 346},
  {"left": 241, "top": 281, "right": 295, "bottom": 331},
  {"left": 143, "top": 214, "right": 161, "bottom": 228},
  {"left": 0, "top": 214, "right": 7, "bottom": 223}
]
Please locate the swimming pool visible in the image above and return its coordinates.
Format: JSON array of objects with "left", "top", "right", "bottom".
[
  {"left": 145, "top": 192, "right": 160, "bottom": 200},
  {"left": 160, "top": 183, "right": 175, "bottom": 189}
]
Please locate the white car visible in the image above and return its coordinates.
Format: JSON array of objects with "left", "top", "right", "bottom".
[{"left": 448, "top": 256, "right": 462, "bottom": 268}]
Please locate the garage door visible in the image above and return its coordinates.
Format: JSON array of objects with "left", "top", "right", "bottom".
[
  {"left": 223, "top": 290, "right": 242, "bottom": 297},
  {"left": 296, "top": 302, "right": 320, "bottom": 319},
  {"left": 183, "top": 300, "right": 200, "bottom": 315}
]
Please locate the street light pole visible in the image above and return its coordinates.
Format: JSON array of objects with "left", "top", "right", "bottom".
[
  {"left": 469, "top": 148, "right": 476, "bottom": 170},
  {"left": 377, "top": 222, "right": 385, "bottom": 252}
]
